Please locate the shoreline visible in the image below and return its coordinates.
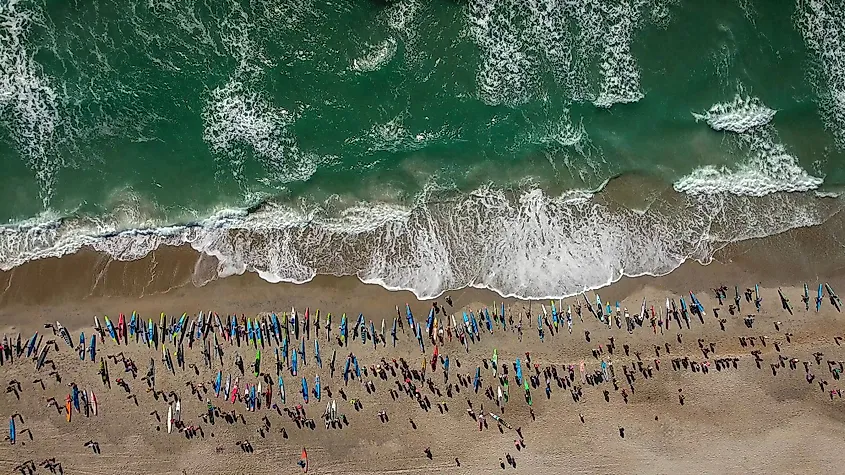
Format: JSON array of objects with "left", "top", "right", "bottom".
[
  {"left": 2, "top": 202, "right": 845, "bottom": 312},
  {"left": 2, "top": 177, "right": 841, "bottom": 302},
  {"left": 2, "top": 198, "right": 845, "bottom": 474}
]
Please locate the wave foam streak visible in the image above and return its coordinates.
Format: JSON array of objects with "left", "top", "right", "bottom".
[
  {"left": 203, "top": 79, "right": 315, "bottom": 184},
  {"left": 796, "top": 0, "right": 845, "bottom": 147},
  {"left": 466, "top": 0, "right": 660, "bottom": 107},
  {"left": 0, "top": 0, "right": 61, "bottom": 205},
  {"left": 676, "top": 94, "right": 823, "bottom": 196}
]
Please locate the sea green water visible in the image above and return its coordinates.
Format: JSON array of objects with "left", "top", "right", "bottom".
[{"left": 1, "top": 0, "right": 844, "bottom": 298}]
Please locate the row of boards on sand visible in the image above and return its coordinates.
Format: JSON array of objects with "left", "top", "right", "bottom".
[{"left": 9, "top": 391, "right": 97, "bottom": 444}]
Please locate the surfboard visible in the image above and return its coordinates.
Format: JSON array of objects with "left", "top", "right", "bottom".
[
  {"left": 91, "top": 391, "right": 98, "bottom": 415},
  {"left": 167, "top": 405, "right": 173, "bottom": 433},
  {"left": 35, "top": 346, "right": 48, "bottom": 370},
  {"left": 26, "top": 332, "right": 37, "bottom": 358},
  {"left": 804, "top": 283, "right": 810, "bottom": 310},
  {"left": 175, "top": 400, "right": 181, "bottom": 422},
  {"left": 81, "top": 391, "right": 89, "bottom": 417},
  {"left": 9, "top": 416, "right": 15, "bottom": 445},
  {"left": 66, "top": 395, "right": 72, "bottom": 422},
  {"left": 300, "top": 447, "right": 308, "bottom": 472}
]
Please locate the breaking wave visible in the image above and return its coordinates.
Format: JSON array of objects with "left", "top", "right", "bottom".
[
  {"left": 0, "top": 182, "right": 838, "bottom": 299},
  {"left": 675, "top": 94, "right": 823, "bottom": 196}
]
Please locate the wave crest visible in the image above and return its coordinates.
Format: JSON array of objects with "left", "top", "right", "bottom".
[{"left": 676, "top": 94, "right": 823, "bottom": 196}]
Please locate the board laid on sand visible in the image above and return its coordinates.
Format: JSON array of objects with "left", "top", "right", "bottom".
[
  {"left": 300, "top": 448, "right": 308, "bottom": 472},
  {"left": 167, "top": 405, "right": 173, "bottom": 434}
]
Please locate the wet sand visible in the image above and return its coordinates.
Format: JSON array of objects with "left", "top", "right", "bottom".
[{"left": 2, "top": 215, "right": 845, "bottom": 474}]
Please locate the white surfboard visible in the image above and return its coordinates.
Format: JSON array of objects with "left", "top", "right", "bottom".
[{"left": 167, "top": 405, "right": 173, "bottom": 434}]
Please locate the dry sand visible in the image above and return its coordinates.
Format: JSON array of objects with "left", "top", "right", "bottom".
[{"left": 2, "top": 221, "right": 845, "bottom": 474}]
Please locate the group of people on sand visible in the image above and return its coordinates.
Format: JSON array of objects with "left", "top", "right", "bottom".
[{"left": 4, "top": 282, "right": 845, "bottom": 473}]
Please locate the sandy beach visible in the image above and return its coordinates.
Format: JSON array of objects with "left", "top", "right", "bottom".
[
  {"left": 6, "top": 1, "right": 845, "bottom": 473},
  {"left": 3, "top": 216, "right": 845, "bottom": 475}
]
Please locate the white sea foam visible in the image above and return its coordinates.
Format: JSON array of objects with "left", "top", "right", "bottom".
[
  {"left": 676, "top": 94, "right": 823, "bottom": 196},
  {"left": 351, "top": 38, "right": 398, "bottom": 73},
  {"left": 0, "top": 182, "right": 837, "bottom": 300},
  {"left": 382, "top": 0, "right": 424, "bottom": 63},
  {"left": 350, "top": 112, "right": 461, "bottom": 154},
  {"left": 795, "top": 0, "right": 845, "bottom": 147},
  {"left": 592, "top": 0, "right": 646, "bottom": 108},
  {"left": 468, "top": 0, "right": 536, "bottom": 107},
  {"left": 384, "top": 0, "right": 421, "bottom": 33},
  {"left": 0, "top": 0, "right": 61, "bottom": 206},
  {"left": 691, "top": 95, "right": 776, "bottom": 133},
  {"left": 519, "top": 110, "right": 604, "bottom": 183},
  {"left": 466, "top": 0, "right": 657, "bottom": 107},
  {"left": 203, "top": 79, "right": 315, "bottom": 184}
]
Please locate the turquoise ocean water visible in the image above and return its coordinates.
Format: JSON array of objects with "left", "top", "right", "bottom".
[{"left": 1, "top": 0, "right": 844, "bottom": 298}]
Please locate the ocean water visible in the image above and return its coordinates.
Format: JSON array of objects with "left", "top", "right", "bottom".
[{"left": 1, "top": 0, "right": 844, "bottom": 298}]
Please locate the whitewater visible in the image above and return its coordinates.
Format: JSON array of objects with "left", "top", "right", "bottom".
[{"left": 1, "top": 178, "right": 838, "bottom": 300}]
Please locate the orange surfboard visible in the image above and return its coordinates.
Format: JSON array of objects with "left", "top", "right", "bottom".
[{"left": 65, "top": 395, "right": 72, "bottom": 422}]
